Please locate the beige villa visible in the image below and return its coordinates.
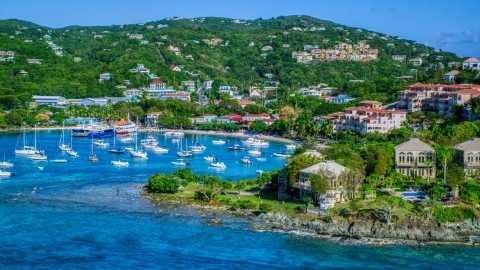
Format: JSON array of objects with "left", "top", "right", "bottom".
[{"left": 394, "top": 138, "right": 436, "bottom": 178}]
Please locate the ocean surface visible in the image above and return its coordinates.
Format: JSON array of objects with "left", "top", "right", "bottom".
[{"left": 0, "top": 130, "right": 478, "bottom": 269}]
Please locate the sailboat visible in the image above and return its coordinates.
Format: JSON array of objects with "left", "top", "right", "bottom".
[
  {"left": 67, "top": 130, "right": 78, "bottom": 157},
  {"left": 58, "top": 121, "right": 71, "bottom": 151},
  {"left": 15, "top": 123, "right": 36, "bottom": 155},
  {"left": 28, "top": 126, "right": 47, "bottom": 161},
  {"left": 129, "top": 131, "right": 147, "bottom": 158},
  {"left": 177, "top": 138, "right": 194, "bottom": 157},
  {"left": 0, "top": 155, "right": 14, "bottom": 167},
  {"left": 109, "top": 131, "right": 125, "bottom": 154},
  {"left": 89, "top": 136, "right": 98, "bottom": 162}
]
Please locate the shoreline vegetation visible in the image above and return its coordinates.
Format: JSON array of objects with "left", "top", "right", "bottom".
[{"left": 140, "top": 179, "right": 480, "bottom": 246}]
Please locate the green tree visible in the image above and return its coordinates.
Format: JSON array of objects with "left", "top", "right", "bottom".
[
  {"left": 195, "top": 175, "right": 225, "bottom": 203},
  {"left": 235, "top": 180, "right": 247, "bottom": 195},
  {"left": 249, "top": 119, "right": 268, "bottom": 133},
  {"left": 375, "top": 195, "right": 405, "bottom": 225},
  {"left": 434, "top": 144, "right": 452, "bottom": 185},
  {"left": 148, "top": 173, "right": 180, "bottom": 193},
  {"left": 284, "top": 154, "right": 322, "bottom": 193}
]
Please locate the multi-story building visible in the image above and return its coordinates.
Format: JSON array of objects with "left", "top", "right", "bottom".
[
  {"left": 453, "top": 138, "right": 480, "bottom": 176},
  {"left": 394, "top": 138, "right": 436, "bottom": 178},
  {"left": 396, "top": 83, "right": 480, "bottom": 117},
  {"left": 150, "top": 80, "right": 166, "bottom": 90},
  {"left": 324, "top": 102, "right": 407, "bottom": 134},
  {"left": 462, "top": 57, "right": 480, "bottom": 71},
  {"left": 181, "top": 80, "right": 196, "bottom": 92}
]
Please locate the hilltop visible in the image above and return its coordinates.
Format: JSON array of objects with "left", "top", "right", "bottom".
[{"left": 0, "top": 15, "right": 464, "bottom": 102}]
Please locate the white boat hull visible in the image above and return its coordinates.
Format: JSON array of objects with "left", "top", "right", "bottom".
[
  {"left": 15, "top": 149, "right": 36, "bottom": 155},
  {"left": 112, "top": 161, "right": 129, "bottom": 166}
]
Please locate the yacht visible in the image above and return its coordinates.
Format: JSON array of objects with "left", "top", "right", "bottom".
[
  {"left": 256, "top": 170, "right": 264, "bottom": 174},
  {"left": 248, "top": 148, "right": 264, "bottom": 155},
  {"left": 248, "top": 139, "right": 269, "bottom": 147},
  {"left": 163, "top": 131, "right": 172, "bottom": 136},
  {"left": 285, "top": 144, "right": 298, "bottom": 150},
  {"left": 87, "top": 124, "right": 115, "bottom": 138},
  {"left": 211, "top": 139, "right": 226, "bottom": 145},
  {"left": 171, "top": 159, "right": 189, "bottom": 166},
  {"left": 240, "top": 156, "right": 253, "bottom": 164},
  {"left": 177, "top": 150, "right": 194, "bottom": 158},
  {"left": 111, "top": 160, "right": 129, "bottom": 167},
  {"left": 189, "top": 146, "right": 203, "bottom": 153},
  {"left": 58, "top": 121, "right": 71, "bottom": 151},
  {"left": 210, "top": 162, "right": 226, "bottom": 168},
  {"left": 242, "top": 137, "right": 255, "bottom": 144},
  {"left": 112, "top": 119, "right": 138, "bottom": 135},
  {"left": 228, "top": 144, "right": 246, "bottom": 151},
  {"left": 204, "top": 155, "right": 217, "bottom": 162},
  {"left": 28, "top": 152, "right": 47, "bottom": 161},
  {"left": 189, "top": 143, "right": 206, "bottom": 151},
  {"left": 67, "top": 150, "right": 79, "bottom": 157},
  {"left": 172, "top": 131, "right": 185, "bottom": 137},
  {"left": 141, "top": 135, "right": 158, "bottom": 147},
  {"left": 120, "top": 136, "right": 134, "bottom": 143}
]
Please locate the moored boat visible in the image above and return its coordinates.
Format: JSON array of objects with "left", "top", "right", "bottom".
[
  {"left": 210, "top": 162, "right": 226, "bottom": 168},
  {"left": 273, "top": 151, "right": 291, "bottom": 158},
  {"left": 93, "top": 140, "right": 109, "bottom": 147},
  {"left": 211, "top": 139, "right": 226, "bottom": 145},
  {"left": 240, "top": 156, "right": 253, "bottom": 164},
  {"left": 228, "top": 144, "right": 246, "bottom": 151},
  {"left": 204, "top": 155, "right": 217, "bottom": 162},
  {"left": 171, "top": 158, "right": 189, "bottom": 166},
  {"left": 112, "top": 119, "right": 138, "bottom": 135},
  {"left": 111, "top": 160, "right": 129, "bottom": 166},
  {"left": 152, "top": 146, "right": 169, "bottom": 153},
  {"left": 248, "top": 148, "right": 264, "bottom": 155},
  {"left": 0, "top": 169, "right": 13, "bottom": 177}
]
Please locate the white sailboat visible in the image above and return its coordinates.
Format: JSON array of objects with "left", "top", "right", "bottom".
[
  {"left": 58, "top": 121, "right": 71, "bottom": 151},
  {"left": 129, "top": 132, "right": 147, "bottom": 159},
  {"left": 211, "top": 138, "right": 226, "bottom": 145},
  {"left": 0, "top": 169, "right": 13, "bottom": 177},
  {"left": 210, "top": 162, "right": 226, "bottom": 169},
  {"left": 28, "top": 126, "right": 47, "bottom": 161},
  {"left": 67, "top": 131, "right": 78, "bottom": 157},
  {"left": 15, "top": 123, "right": 36, "bottom": 155},
  {"left": 177, "top": 138, "right": 194, "bottom": 157},
  {"left": 111, "top": 159, "right": 129, "bottom": 166},
  {"left": 0, "top": 155, "right": 14, "bottom": 168}
]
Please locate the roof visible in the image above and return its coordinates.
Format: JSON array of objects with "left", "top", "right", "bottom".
[
  {"left": 148, "top": 112, "right": 163, "bottom": 115},
  {"left": 394, "top": 138, "right": 433, "bottom": 152},
  {"left": 300, "top": 160, "right": 347, "bottom": 177},
  {"left": 464, "top": 57, "right": 479, "bottom": 63},
  {"left": 454, "top": 138, "right": 480, "bottom": 151},
  {"left": 151, "top": 80, "right": 165, "bottom": 84},
  {"left": 163, "top": 94, "right": 189, "bottom": 97},
  {"left": 359, "top": 100, "right": 382, "bottom": 104},
  {"left": 445, "top": 70, "right": 460, "bottom": 76}
]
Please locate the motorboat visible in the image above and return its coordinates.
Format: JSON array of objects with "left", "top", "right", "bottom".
[
  {"left": 273, "top": 151, "right": 291, "bottom": 158},
  {"left": 163, "top": 131, "right": 172, "bottom": 136},
  {"left": 120, "top": 136, "right": 134, "bottom": 143},
  {"left": 67, "top": 150, "right": 78, "bottom": 157},
  {"left": 248, "top": 148, "right": 264, "bottom": 155},
  {"left": 38, "top": 166, "right": 44, "bottom": 170},
  {"left": 177, "top": 150, "right": 194, "bottom": 157},
  {"left": 190, "top": 146, "right": 203, "bottom": 153},
  {"left": 28, "top": 153, "right": 47, "bottom": 161},
  {"left": 172, "top": 139, "right": 180, "bottom": 143},
  {"left": 93, "top": 140, "right": 109, "bottom": 147},
  {"left": 255, "top": 157, "right": 267, "bottom": 161},
  {"left": 285, "top": 144, "right": 298, "bottom": 150},
  {"left": 256, "top": 170, "right": 264, "bottom": 174},
  {"left": 108, "top": 146, "right": 125, "bottom": 154},
  {"left": 242, "top": 137, "right": 255, "bottom": 144},
  {"left": 51, "top": 159, "right": 68, "bottom": 163},
  {"left": 171, "top": 159, "right": 189, "bottom": 166},
  {"left": 204, "top": 155, "right": 217, "bottom": 162},
  {"left": 89, "top": 154, "right": 98, "bottom": 162},
  {"left": 141, "top": 143, "right": 157, "bottom": 149},
  {"left": 189, "top": 143, "right": 206, "bottom": 151},
  {"left": 111, "top": 160, "right": 129, "bottom": 167},
  {"left": 211, "top": 139, "right": 226, "bottom": 145},
  {"left": 240, "top": 156, "right": 253, "bottom": 164},
  {"left": 248, "top": 139, "right": 269, "bottom": 147},
  {"left": 141, "top": 135, "right": 158, "bottom": 146},
  {"left": 210, "top": 162, "right": 226, "bottom": 168},
  {"left": 172, "top": 131, "right": 185, "bottom": 137},
  {"left": 228, "top": 144, "right": 246, "bottom": 151},
  {"left": 152, "top": 146, "right": 169, "bottom": 153},
  {"left": 0, "top": 170, "right": 13, "bottom": 177}
]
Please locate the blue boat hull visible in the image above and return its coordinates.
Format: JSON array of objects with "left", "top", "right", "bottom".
[{"left": 87, "top": 129, "right": 115, "bottom": 138}]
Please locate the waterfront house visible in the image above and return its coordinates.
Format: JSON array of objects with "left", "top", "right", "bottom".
[
  {"left": 453, "top": 138, "right": 480, "bottom": 176},
  {"left": 145, "top": 112, "right": 162, "bottom": 126},
  {"left": 394, "top": 138, "right": 436, "bottom": 178},
  {"left": 296, "top": 160, "right": 349, "bottom": 206},
  {"left": 146, "top": 89, "right": 175, "bottom": 99}
]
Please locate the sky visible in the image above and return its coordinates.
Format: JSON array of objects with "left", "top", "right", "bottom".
[{"left": 1, "top": 0, "right": 479, "bottom": 58}]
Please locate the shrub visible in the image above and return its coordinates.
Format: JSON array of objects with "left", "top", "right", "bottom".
[
  {"left": 433, "top": 205, "right": 477, "bottom": 223},
  {"left": 324, "top": 216, "right": 333, "bottom": 223},
  {"left": 460, "top": 181, "right": 480, "bottom": 204},
  {"left": 259, "top": 203, "right": 274, "bottom": 213},
  {"left": 231, "top": 200, "right": 257, "bottom": 210},
  {"left": 148, "top": 173, "right": 180, "bottom": 193}
]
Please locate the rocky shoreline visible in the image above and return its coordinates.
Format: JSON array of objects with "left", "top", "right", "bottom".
[{"left": 140, "top": 188, "right": 480, "bottom": 246}]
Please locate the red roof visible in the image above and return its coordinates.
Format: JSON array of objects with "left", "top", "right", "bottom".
[
  {"left": 238, "top": 101, "right": 255, "bottom": 105},
  {"left": 149, "top": 112, "right": 163, "bottom": 115},
  {"left": 151, "top": 80, "right": 165, "bottom": 84},
  {"left": 204, "top": 114, "right": 215, "bottom": 116},
  {"left": 464, "top": 57, "right": 479, "bottom": 63},
  {"left": 445, "top": 70, "right": 460, "bottom": 76},
  {"left": 223, "top": 114, "right": 241, "bottom": 117},
  {"left": 263, "top": 119, "right": 275, "bottom": 123},
  {"left": 231, "top": 116, "right": 243, "bottom": 121},
  {"left": 246, "top": 113, "right": 269, "bottom": 117}
]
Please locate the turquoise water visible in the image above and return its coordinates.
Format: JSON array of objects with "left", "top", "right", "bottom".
[{"left": 0, "top": 131, "right": 478, "bottom": 269}]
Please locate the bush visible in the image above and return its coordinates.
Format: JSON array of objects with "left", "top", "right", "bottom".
[
  {"left": 148, "top": 173, "right": 180, "bottom": 193},
  {"left": 324, "top": 216, "right": 333, "bottom": 223},
  {"left": 433, "top": 205, "right": 477, "bottom": 223},
  {"left": 460, "top": 181, "right": 480, "bottom": 204},
  {"left": 231, "top": 200, "right": 257, "bottom": 210},
  {"left": 259, "top": 203, "right": 274, "bottom": 213},
  {"left": 173, "top": 168, "right": 199, "bottom": 183}
]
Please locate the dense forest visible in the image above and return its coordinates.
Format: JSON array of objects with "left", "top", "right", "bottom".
[{"left": 0, "top": 15, "right": 467, "bottom": 108}]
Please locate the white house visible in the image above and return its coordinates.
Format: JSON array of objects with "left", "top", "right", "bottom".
[
  {"left": 181, "top": 80, "right": 196, "bottom": 92},
  {"left": 443, "top": 70, "right": 460, "bottom": 82},
  {"left": 249, "top": 88, "right": 263, "bottom": 98},
  {"left": 123, "top": 89, "right": 143, "bottom": 99},
  {"left": 80, "top": 98, "right": 108, "bottom": 107},
  {"left": 150, "top": 80, "right": 166, "bottom": 90},
  {"left": 32, "top": 95, "right": 66, "bottom": 106},
  {"left": 219, "top": 86, "right": 233, "bottom": 97},
  {"left": 98, "top": 73, "right": 111, "bottom": 82},
  {"left": 462, "top": 57, "right": 480, "bottom": 71}
]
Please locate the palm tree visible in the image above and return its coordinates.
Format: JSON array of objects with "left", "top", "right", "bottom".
[
  {"left": 434, "top": 144, "right": 452, "bottom": 185},
  {"left": 422, "top": 154, "right": 436, "bottom": 186}
]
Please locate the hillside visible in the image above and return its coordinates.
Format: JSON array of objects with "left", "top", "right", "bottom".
[{"left": 0, "top": 15, "right": 465, "bottom": 105}]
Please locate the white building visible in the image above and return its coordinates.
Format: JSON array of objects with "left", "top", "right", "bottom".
[{"left": 395, "top": 138, "right": 436, "bottom": 178}]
